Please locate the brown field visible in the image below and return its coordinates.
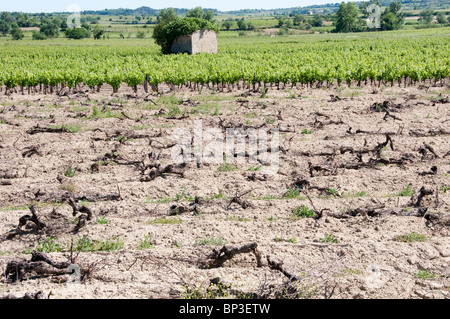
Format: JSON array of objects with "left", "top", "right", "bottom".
[{"left": 0, "top": 82, "right": 449, "bottom": 299}]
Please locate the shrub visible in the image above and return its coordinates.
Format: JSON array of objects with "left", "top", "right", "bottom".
[
  {"left": 32, "top": 31, "right": 47, "bottom": 40},
  {"left": 65, "top": 27, "right": 91, "bottom": 39},
  {"left": 153, "top": 17, "right": 219, "bottom": 54}
]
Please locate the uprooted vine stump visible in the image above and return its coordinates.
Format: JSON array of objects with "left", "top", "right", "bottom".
[
  {"left": 1, "top": 291, "right": 45, "bottom": 299},
  {"left": 169, "top": 197, "right": 199, "bottom": 216},
  {"left": 6, "top": 205, "right": 48, "bottom": 239},
  {"left": 200, "top": 243, "right": 263, "bottom": 269},
  {"left": 4, "top": 251, "right": 88, "bottom": 283},
  {"left": 5, "top": 198, "right": 95, "bottom": 239},
  {"left": 140, "top": 163, "right": 186, "bottom": 182}
]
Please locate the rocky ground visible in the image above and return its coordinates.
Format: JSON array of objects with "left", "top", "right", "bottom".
[{"left": 0, "top": 82, "right": 449, "bottom": 299}]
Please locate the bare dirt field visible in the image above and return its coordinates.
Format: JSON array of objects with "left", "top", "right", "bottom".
[{"left": 0, "top": 82, "right": 449, "bottom": 299}]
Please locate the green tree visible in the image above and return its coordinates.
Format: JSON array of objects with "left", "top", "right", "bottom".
[
  {"left": 93, "top": 25, "right": 105, "bottom": 39},
  {"left": 419, "top": 9, "right": 434, "bottom": 24},
  {"left": 222, "top": 20, "right": 233, "bottom": 30},
  {"left": 0, "top": 20, "right": 10, "bottom": 36},
  {"left": 10, "top": 26, "right": 24, "bottom": 40},
  {"left": 237, "top": 19, "right": 247, "bottom": 30},
  {"left": 32, "top": 31, "right": 47, "bottom": 40},
  {"left": 334, "top": 2, "right": 361, "bottom": 33},
  {"left": 380, "top": 1, "right": 404, "bottom": 31},
  {"left": 157, "top": 8, "right": 177, "bottom": 25},
  {"left": 359, "top": 0, "right": 381, "bottom": 18},
  {"left": 312, "top": 15, "right": 323, "bottom": 27},
  {"left": 186, "top": 7, "right": 203, "bottom": 19},
  {"left": 186, "top": 7, "right": 214, "bottom": 22},
  {"left": 436, "top": 12, "right": 447, "bottom": 24},
  {"left": 202, "top": 10, "right": 215, "bottom": 22},
  {"left": 40, "top": 18, "right": 62, "bottom": 38},
  {"left": 293, "top": 14, "right": 305, "bottom": 26},
  {"left": 65, "top": 27, "right": 91, "bottom": 39}
]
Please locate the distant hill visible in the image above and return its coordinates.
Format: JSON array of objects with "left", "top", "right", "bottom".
[
  {"left": 81, "top": 6, "right": 219, "bottom": 16},
  {"left": 14, "top": 1, "right": 450, "bottom": 16}
]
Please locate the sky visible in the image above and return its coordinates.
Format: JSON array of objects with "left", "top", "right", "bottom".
[{"left": 0, "top": 1, "right": 342, "bottom": 13}]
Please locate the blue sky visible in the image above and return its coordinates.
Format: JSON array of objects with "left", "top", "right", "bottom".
[{"left": 1, "top": 1, "right": 342, "bottom": 13}]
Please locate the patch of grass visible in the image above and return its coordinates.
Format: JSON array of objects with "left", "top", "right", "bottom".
[
  {"left": 265, "top": 116, "right": 276, "bottom": 125},
  {"left": 132, "top": 124, "right": 151, "bottom": 130},
  {"left": 167, "top": 105, "right": 183, "bottom": 117},
  {"left": 114, "top": 135, "right": 132, "bottom": 143},
  {"left": 326, "top": 188, "right": 340, "bottom": 197},
  {"left": 287, "top": 237, "right": 298, "bottom": 243},
  {"left": 64, "top": 164, "right": 76, "bottom": 178},
  {"left": 91, "top": 105, "right": 100, "bottom": 118},
  {"left": 320, "top": 234, "right": 339, "bottom": 243},
  {"left": 149, "top": 197, "right": 173, "bottom": 204},
  {"left": 340, "top": 268, "right": 362, "bottom": 275},
  {"left": 301, "top": 129, "right": 312, "bottom": 135},
  {"left": 50, "top": 124, "right": 82, "bottom": 133},
  {"left": 96, "top": 217, "right": 108, "bottom": 225},
  {"left": 260, "top": 195, "right": 282, "bottom": 200},
  {"left": 70, "top": 106, "right": 88, "bottom": 112},
  {"left": 148, "top": 218, "right": 182, "bottom": 225},
  {"left": 206, "top": 191, "right": 225, "bottom": 200},
  {"left": 395, "top": 233, "right": 426, "bottom": 243},
  {"left": 157, "top": 94, "right": 182, "bottom": 106},
  {"left": 226, "top": 215, "right": 251, "bottom": 222},
  {"left": 36, "top": 237, "right": 63, "bottom": 253},
  {"left": 396, "top": 186, "right": 414, "bottom": 197},
  {"left": 59, "top": 183, "right": 77, "bottom": 192},
  {"left": 292, "top": 205, "right": 315, "bottom": 219},
  {"left": 440, "top": 184, "right": 450, "bottom": 193},
  {"left": 0, "top": 205, "right": 29, "bottom": 211},
  {"left": 414, "top": 270, "right": 436, "bottom": 280},
  {"left": 137, "top": 235, "right": 154, "bottom": 250},
  {"left": 267, "top": 216, "right": 277, "bottom": 221},
  {"left": 217, "top": 162, "right": 238, "bottom": 172},
  {"left": 172, "top": 241, "right": 183, "bottom": 248},
  {"left": 248, "top": 166, "right": 261, "bottom": 171},
  {"left": 181, "top": 282, "right": 231, "bottom": 299},
  {"left": 283, "top": 188, "right": 301, "bottom": 199},
  {"left": 75, "top": 236, "right": 124, "bottom": 252},
  {"left": 194, "top": 237, "right": 226, "bottom": 246},
  {"left": 355, "top": 191, "right": 367, "bottom": 197},
  {"left": 175, "top": 188, "right": 195, "bottom": 203}
]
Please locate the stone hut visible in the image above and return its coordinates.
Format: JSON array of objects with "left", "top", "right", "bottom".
[{"left": 171, "top": 29, "right": 218, "bottom": 55}]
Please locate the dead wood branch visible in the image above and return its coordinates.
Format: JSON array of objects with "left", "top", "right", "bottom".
[
  {"left": 6, "top": 205, "right": 48, "bottom": 239},
  {"left": 1, "top": 291, "right": 45, "bottom": 299},
  {"left": 22, "top": 146, "right": 40, "bottom": 158},
  {"left": 418, "top": 143, "right": 439, "bottom": 160},
  {"left": 26, "top": 125, "right": 70, "bottom": 135},
  {"left": 0, "top": 117, "right": 20, "bottom": 127},
  {"left": 169, "top": 197, "right": 199, "bottom": 216},
  {"left": 201, "top": 243, "right": 263, "bottom": 269},
  {"left": 406, "top": 187, "right": 434, "bottom": 208},
  {"left": 227, "top": 189, "right": 253, "bottom": 210},
  {"left": 141, "top": 163, "right": 186, "bottom": 182},
  {"left": 267, "top": 256, "right": 299, "bottom": 282}
]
